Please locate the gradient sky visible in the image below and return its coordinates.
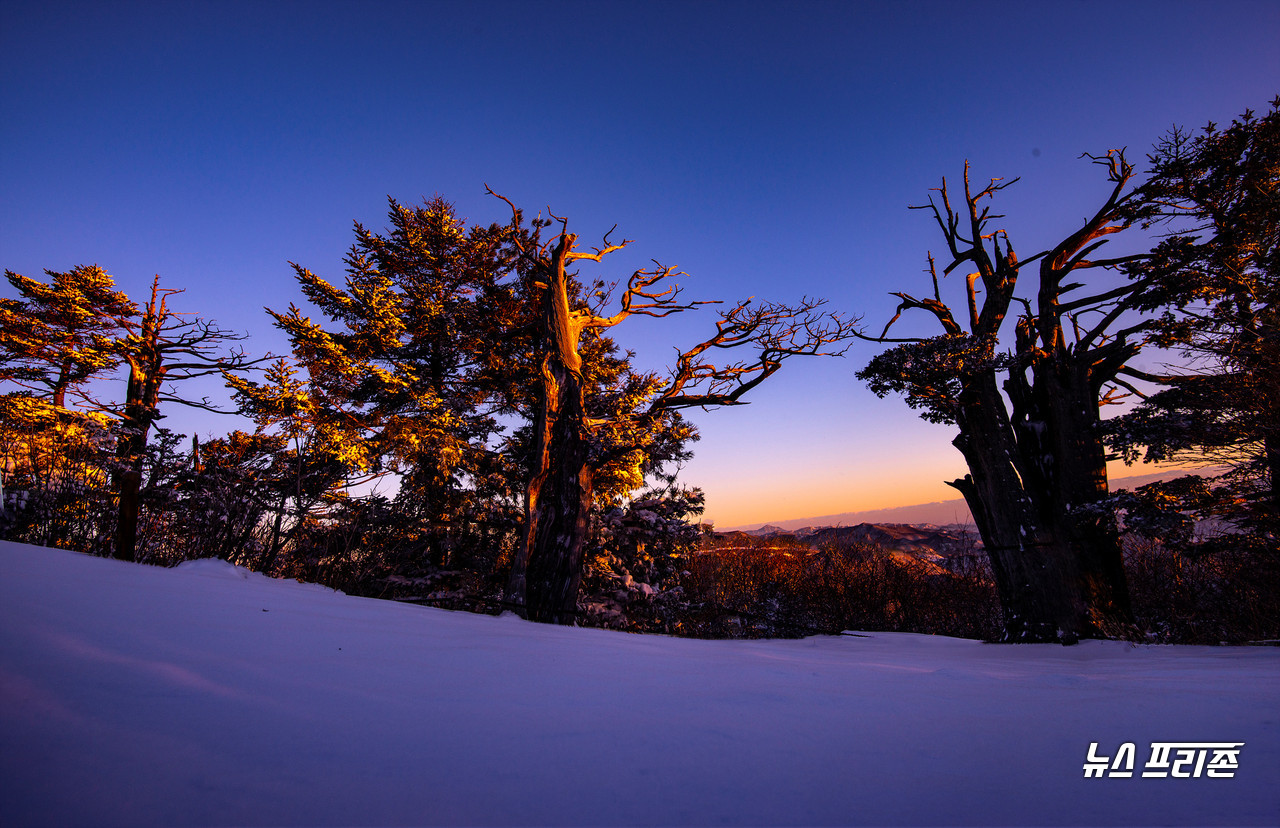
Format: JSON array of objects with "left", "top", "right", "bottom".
[{"left": 3, "top": 0, "right": 1278, "bottom": 528}]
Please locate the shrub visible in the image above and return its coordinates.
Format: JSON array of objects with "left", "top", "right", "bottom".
[
  {"left": 678, "top": 534, "right": 1001, "bottom": 640},
  {"left": 1123, "top": 535, "right": 1280, "bottom": 644}
]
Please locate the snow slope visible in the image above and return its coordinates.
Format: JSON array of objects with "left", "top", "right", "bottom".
[{"left": 1, "top": 540, "right": 1277, "bottom": 827}]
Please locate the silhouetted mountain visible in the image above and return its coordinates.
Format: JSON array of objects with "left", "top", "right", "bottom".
[
  {"left": 720, "top": 467, "right": 1216, "bottom": 532},
  {"left": 742, "top": 524, "right": 788, "bottom": 537}
]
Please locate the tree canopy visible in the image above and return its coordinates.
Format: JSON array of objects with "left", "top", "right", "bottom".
[{"left": 1109, "top": 97, "right": 1280, "bottom": 544}]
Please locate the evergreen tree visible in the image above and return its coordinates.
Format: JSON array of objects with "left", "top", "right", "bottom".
[
  {"left": 0, "top": 266, "right": 133, "bottom": 549},
  {"left": 0, "top": 265, "right": 135, "bottom": 409},
  {"left": 227, "top": 358, "right": 360, "bottom": 570},
  {"left": 1109, "top": 97, "right": 1280, "bottom": 543},
  {"left": 257, "top": 192, "right": 851, "bottom": 620},
  {"left": 258, "top": 197, "right": 519, "bottom": 567}
]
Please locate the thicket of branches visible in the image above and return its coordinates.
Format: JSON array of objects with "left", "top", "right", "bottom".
[{"left": 682, "top": 532, "right": 1001, "bottom": 640}]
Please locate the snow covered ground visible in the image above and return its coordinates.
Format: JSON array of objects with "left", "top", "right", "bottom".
[{"left": 1, "top": 541, "right": 1277, "bottom": 827}]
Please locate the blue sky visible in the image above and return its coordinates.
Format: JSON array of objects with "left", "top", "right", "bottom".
[{"left": 3, "top": 0, "right": 1278, "bottom": 527}]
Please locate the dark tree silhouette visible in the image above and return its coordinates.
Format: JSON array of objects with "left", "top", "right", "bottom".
[
  {"left": 858, "top": 152, "right": 1153, "bottom": 642},
  {"left": 113, "top": 276, "right": 264, "bottom": 561}
]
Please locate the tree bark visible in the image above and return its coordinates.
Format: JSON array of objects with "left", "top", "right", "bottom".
[
  {"left": 112, "top": 281, "right": 166, "bottom": 563},
  {"left": 114, "top": 469, "right": 141, "bottom": 563},
  {"left": 949, "top": 373, "right": 1087, "bottom": 641},
  {"left": 112, "top": 398, "right": 156, "bottom": 563},
  {"left": 1268, "top": 434, "right": 1280, "bottom": 515},
  {"left": 506, "top": 232, "right": 595, "bottom": 624},
  {"left": 954, "top": 358, "right": 1133, "bottom": 641},
  {"left": 516, "top": 359, "right": 594, "bottom": 623},
  {"left": 1030, "top": 359, "right": 1133, "bottom": 637}
]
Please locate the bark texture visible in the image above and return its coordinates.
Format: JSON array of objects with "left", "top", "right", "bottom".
[{"left": 507, "top": 232, "right": 596, "bottom": 623}]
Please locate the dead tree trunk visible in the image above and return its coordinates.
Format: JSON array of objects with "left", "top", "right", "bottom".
[
  {"left": 505, "top": 229, "right": 598, "bottom": 623},
  {"left": 519, "top": 359, "right": 595, "bottom": 623},
  {"left": 491, "top": 192, "right": 858, "bottom": 624},
  {"left": 111, "top": 276, "right": 261, "bottom": 562},
  {"left": 113, "top": 279, "right": 167, "bottom": 562},
  {"left": 859, "top": 153, "right": 1146, "bottom": 642},
  {"left": 946, "top": 373, "right": 1084, "bottom": 640},
  {"left": 1029, "top": 359, "right": 1132, "bottom": 636}
]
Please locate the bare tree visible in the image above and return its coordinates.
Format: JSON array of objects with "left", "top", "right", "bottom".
[
  {"left": 113, "top": 276, "right": 266, "bottom": 562},
  {"left": 858, "top": 151, "right": 1153, "bottom": 641},
  {"left": 492, "top": 191, "right": 859, "bottom": 623}
]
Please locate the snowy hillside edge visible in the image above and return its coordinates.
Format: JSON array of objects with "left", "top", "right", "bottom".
[{"left": 1, "top": 540, "right": 1277, "bottom": 826}]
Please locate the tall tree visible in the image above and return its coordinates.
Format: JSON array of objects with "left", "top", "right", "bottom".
[
  {"left": 0, "top": 267, "right": 259, "bottom": 559},
  {"left": 858, "top": 152, "right": 1151, "bottom": 642},
  {"left": 1108, "top": 98, "right": 1280, "bottom": 542},
  {"left": 0, "top": 265, "right": 133, "bottom": 536},
  {"left": 492, "top": 193, "right": 859, "bottom": 623},
  {"left": 259, "top": 197, "right": 518, "bottom": 565},
  {"left": 0, "top": 265, "right": 135, "bottom": 409},
  {"left": 112, "top": 276, "right": 263, "bottom": 562}
]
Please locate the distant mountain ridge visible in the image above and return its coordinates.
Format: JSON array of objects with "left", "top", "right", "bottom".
[
  {"left": 724, "top": 503, "right": 973, "bottom": 534},
  {"left": 719, "top": 467, "right": 1216, "bottom": 532}
]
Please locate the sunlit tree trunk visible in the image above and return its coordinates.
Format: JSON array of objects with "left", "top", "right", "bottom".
[
  {"left": 491, "top": 193, "right": 858, "bottom": 625},
  {"left": 518, "top": 361, "right": 595, "bottom": 623},
  {"left": 507, "top": 233, "right": 595, "bottom": 623}
]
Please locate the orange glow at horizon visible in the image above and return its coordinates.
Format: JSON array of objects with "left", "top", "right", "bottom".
[{"left": 698, "top": 455, "right": 1209, "bottom": 530}]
